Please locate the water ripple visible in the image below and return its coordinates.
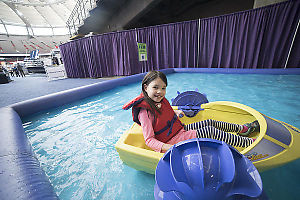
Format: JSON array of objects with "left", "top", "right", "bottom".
[{"left": 24, "top": 74, "right": 300, "bottom": 200}]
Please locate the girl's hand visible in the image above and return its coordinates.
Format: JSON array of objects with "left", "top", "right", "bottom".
[
  {"left": 161, "top": 143, "right": 173, "bottom": 152},
  {"left": 174, "top": 109, "right": 184, "bottom": 118}
]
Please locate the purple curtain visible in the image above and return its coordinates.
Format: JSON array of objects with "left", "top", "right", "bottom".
[
  {"left": 136, "top": 20, "right": 199, "bottom": 72},
  {"left": 198, "top": 0, "right": 300, "bottom": 68},
  {"left": 259, "top": 0, "right": 300, "bottom": 68},
  {"left": 287, "top": 28, "right": 300, "bottom": 68},
  {"left": 91, "top": 30, "right": 139, "bottom": 77},
  {"left": 198, "top": 12, "right": 265, "bottom": 68},
  {"left": 60, "top": 39, "right": 90, "bottom": 78},
  {"left": 81, "top": 37, "right": 98, "bottom": 77},
  {"left": 60, "top": 0, "right": 299, "bottom": 78},
  {"left": 91, "top": 34, "right": 113, "bottom": 77}
]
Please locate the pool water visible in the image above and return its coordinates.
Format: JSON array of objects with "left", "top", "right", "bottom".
[{"left": 23, "top": 73, "right": 300, "bottom": 200}]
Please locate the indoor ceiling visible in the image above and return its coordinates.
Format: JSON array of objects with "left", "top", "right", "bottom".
[
  {"left": 75, "top": 0, "right": 255, "bottom": 38},
  {"left": 0, "top": 0, "right": 78, "bottom": 54},
  {"left": 0, "top": 0, "right": 262, "bottom": 54}
]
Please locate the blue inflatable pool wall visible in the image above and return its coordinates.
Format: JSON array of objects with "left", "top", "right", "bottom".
[{"left": 1, "top": 68, "right": 299, "bottom": 199}]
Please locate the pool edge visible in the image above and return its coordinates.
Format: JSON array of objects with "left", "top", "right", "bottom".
[{"left": 1, "top": 67, "right": 299, "bottom": 199}]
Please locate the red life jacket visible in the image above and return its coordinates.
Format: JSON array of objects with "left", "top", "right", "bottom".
[{"left": 123, "top": 93, "right": 184, "bottom": 143}]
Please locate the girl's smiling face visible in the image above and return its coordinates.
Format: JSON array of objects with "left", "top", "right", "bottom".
[{"left": 144, "top": 77, "right": 166, "bottom": 103}]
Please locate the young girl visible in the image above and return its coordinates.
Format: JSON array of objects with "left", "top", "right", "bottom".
[{"left": 123, "top": 71, "right": 259, "bottom": 153}]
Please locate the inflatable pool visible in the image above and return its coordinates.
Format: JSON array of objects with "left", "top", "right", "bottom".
[
  {"left": 115, "top": 91, "right": 300, "bottom": 174},
  {"left": 1, "top": 68, "right": 300, "bottom": 199}
]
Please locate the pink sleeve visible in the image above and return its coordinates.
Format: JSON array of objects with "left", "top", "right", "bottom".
[{"left": 138, "top": 108, "right": 165, "bottom": 152}]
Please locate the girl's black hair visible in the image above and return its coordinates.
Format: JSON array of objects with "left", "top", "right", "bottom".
[{"left": 142, "top": 70, "right": 168, "bottom": 114}]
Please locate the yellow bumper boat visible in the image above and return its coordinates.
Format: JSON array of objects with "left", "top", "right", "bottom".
[{"left": 116, "top": 95, "right": 300, "bottom": 174}]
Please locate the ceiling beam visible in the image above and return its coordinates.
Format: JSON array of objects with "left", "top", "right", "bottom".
[
  {"left": 4, "top": 2, "right": 33, "bottom": 36},
  {"left": 0, "top": 19, "right": 9, "bottom": 36},
  {"left": 27, "top": 0, "right": 54, "bottom": 32}
]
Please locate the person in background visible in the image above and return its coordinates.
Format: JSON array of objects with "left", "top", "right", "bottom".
[
  {"left": 17, "top": 63, "right": 25, "bottom": 77},
  {"left": 9, "top": 67, "right": 14, "bottom": 77},
  {"left": 13, "top": 66, "right": 19, "bottom": 77},
  {"left": 52, "top": 57, "right": 59, "bottom": 65}
]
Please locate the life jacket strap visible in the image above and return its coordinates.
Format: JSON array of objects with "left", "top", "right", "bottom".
[{"left": 154, "top": 114, "right": 178, "bottom": 136}]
